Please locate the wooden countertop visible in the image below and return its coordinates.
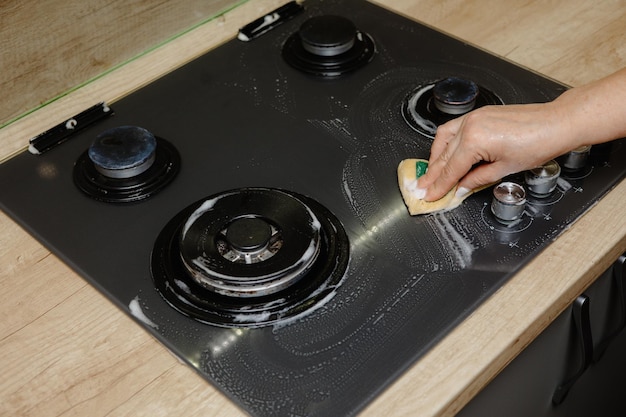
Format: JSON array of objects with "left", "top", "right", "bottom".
[{"left": 1, "top": 1, "right": 625, "bottom": 416}]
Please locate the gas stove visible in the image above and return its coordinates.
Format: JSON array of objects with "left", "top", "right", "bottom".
[{"left": 1, "top": 0, "right": 624, "bottom": 416}]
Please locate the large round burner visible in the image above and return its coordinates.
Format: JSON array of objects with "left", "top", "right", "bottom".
[
  {"left": 73, "top": 126, "right": 180, "bottom": 203},
  {"left": 151, "top": 188, "right": 349, "bottom": 327},
  {"left": 402, "top": 78, "right": 503, "bottom": 138},
  {"left": 179, "top": 190, "right": 323, "bottom": 298},
  {"left": 282, "top": 15, "right": 375, "bottom": 77}
]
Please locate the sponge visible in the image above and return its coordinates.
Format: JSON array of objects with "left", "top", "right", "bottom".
[{"left": 397, "top": 158, "right": 473, "bottom": 215}]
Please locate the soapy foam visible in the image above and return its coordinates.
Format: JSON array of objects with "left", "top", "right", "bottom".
[
  {"left": 403, "top": 177, "right": 426, "bottom": 199},
  {"left": 430, "top": 213, "right": 475, "bottom": 269},
  {"left": 405, "top": 85, "right": 438, "bottom": 136},
  {"left": 129, "top": 296, "right": 159, "bottom": 329},
  {"left": 182, "top": 197, "right": 220, "bottom": 237}
]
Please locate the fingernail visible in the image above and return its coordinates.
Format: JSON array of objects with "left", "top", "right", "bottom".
[{"left": 455, "top": 186, "right": 470, "bottom": 199}]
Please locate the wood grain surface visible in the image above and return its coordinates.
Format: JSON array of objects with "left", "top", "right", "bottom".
[
  {"left": 1, "top": 1, "right": 625, "bottom": 416},
  {"left": 0, "top": 0, "right": 242, "bottom": 127}
]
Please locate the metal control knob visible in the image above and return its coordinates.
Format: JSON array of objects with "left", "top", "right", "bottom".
[
  {"left": 525, "top": 159, "right": 561, "bottom": 197},
  {"left": 561, "top": 145, "right": 591, "bottom": 171},
  {"left": 491, "top": 182, "right": 526, "bottom": 223}
]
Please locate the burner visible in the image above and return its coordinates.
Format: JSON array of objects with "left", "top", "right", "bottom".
[
  {"left": 73, "top": 126, "right": 180, "bottom": 203},
  {"left": 432, "top": 77, "right": 479, "bottom": 115},
  {"left": 151, "top": 188, "right": 349, "bottom": 327},
  {"left": 282, "top": 15, "right": 375, "bottom": 77},
  {"left": 402, "top": 78, "right": 503, "bottom": 138}
]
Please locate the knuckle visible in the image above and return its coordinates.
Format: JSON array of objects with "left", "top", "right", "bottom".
[
  {"left": 438, "top": 147, "right": 452, "bottom": 164},
  {"left": 440, "top": 160, "right": 456, "bottom": 181}
]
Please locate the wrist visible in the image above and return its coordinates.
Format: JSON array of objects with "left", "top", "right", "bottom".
[
  {"left": 548, "top": 88, "right": 591, "bottom": 153},
  {"left": 551, "top": 69, "right": 626, "bottom": 148}
]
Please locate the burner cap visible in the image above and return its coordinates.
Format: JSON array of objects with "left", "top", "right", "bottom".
[
  {"left": 282, "top": 15, "right": 375, "bottom": 77},
  {"left": 299, "top": 15, "right": 357, "bottom": 56},
  {"left": 73, "top": 126, "right": 180, "bottom": 203},
  {"left": 225, "top": 216, "right": 273, "bottom": 253},
  {"left": 88, "top": 126, "right": 157, "bottom": 179},
  {"left": 402, "top": 78, "right": 503, "bottom": 139},
  {"left": 151, "top": 188, "right": 349, "bottom": 327},
  {"left": 432, "top": 77, "right": 479, "bottom": 115}
]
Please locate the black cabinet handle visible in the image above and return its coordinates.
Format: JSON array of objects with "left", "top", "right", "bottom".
[
  {"left": 552, "top": 294, "right": 593, "bottom": 405},
  {"left": 593, "top": 253, "right": 626, "bottom": 362}
]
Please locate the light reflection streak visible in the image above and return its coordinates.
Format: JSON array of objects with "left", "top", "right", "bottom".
[
  {"left": 207, "top": 328, "right": 248, "bottom": 358},
  {"left": 350, "top": 205, "right": 408, "bottom": 251},
  {"left": 187, "top": 328, "right": 250, "bottom": 368}
]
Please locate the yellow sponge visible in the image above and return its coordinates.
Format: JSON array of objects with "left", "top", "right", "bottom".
[{"left": 397, "top": 158, "right": 474, "bottom": 215}]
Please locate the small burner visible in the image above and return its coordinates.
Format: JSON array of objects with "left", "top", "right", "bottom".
[
  {"left": 88, "top": 126, "right": 157, "bottom": 178},
  {"left": 299, "top": 15, "right": 356, "bottom": 56},
  {"left": 151, "top": 188, "right": 349, "bottom": 327},
  {"left": 402, "top": 78, "right": 503, "bottom": 138},
  {"left": 282, "top": 15, "right": 375, "bottom": 77},
  {"left": 73, "top": 126, "right": 180, "bottom": 203},
  {"left": 432, "top": 77, "right": 479, "bottom": 115}
]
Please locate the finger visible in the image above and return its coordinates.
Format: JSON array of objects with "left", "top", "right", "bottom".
[
  {"left": 429, "top": 116, "right": 464, "bottom": 163},
  {"left": 457, "top": 162, "right": 509, "bottom": 192},
  {"left": 420, "top": 142, "right": 454, "bottom": 189},
  {"left": 424, "top": 144, "right": 476, "bottom": 201},
  {"left": 419, "top": 125, "right": 464, "bottom": 189}
]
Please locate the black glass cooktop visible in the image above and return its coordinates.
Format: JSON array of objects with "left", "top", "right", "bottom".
[{"left": 1, "top": 0, "right": 624, "bottom": 415}]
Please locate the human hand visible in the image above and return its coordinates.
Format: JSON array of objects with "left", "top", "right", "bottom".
[{"left": 416, "top": 102, "right": 574, "bottom": 201}]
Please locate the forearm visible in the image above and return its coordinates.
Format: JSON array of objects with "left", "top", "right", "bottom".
[{"left": 556, "top": 67, "right": 626, "bottom": 149}]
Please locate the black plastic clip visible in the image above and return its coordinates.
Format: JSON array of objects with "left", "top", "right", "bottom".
[
  {"left": 28, "top": 102, "right": 114, "bottom": 155},
  {"left": 237, "top": 1, "right": 304, "bottom": 42}
]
